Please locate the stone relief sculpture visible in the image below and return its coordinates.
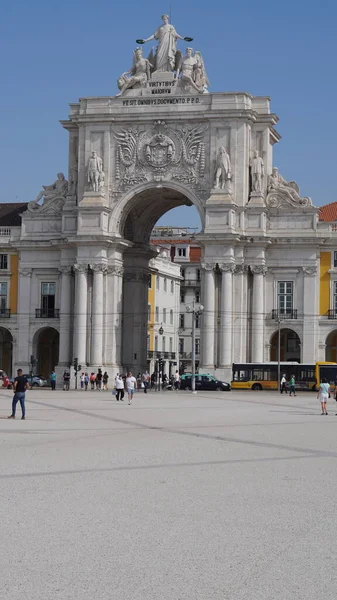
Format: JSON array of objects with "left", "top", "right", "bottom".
[
  {"left": 117, "top": 48, "right": 152, "bottom": 96},
  {"left": 28, "top": 173, "right": 68, "bottom": 212},
  {"left": 266, "top": 167, "right": 312, "bottom": 209},
  {"left": 250, "top": 150, "right": 264, "bottom": 193},
  {"left": 214, "top": 147, "right": 232, "bottom": 191},
  {"left": 136, "top": 14, "right": 192, "bottom": 73},
  {"left": 114, "top": 120, "right": 206, "bottom": 188},
  {"left": 87, "top": 151, "right": 105, "bottom": 193},
  {"left": 177, "top": 48, "right": 209, "bottom": 93}
]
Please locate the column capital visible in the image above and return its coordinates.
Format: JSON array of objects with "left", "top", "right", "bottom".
[
  {"left": 218, "top": 262, "right": 235, "bottom": 274},
  {"left": 106, "top": 264, "right": 124, "bottom": 276},
  {"left": 124, "top": 270, "right": 150, "bottom": 284},
  {"left": 302, "top": 266, "right": 317, "bottom": 276},
  {"left": 58, "top": 265, "right": 73, "bottom": 275},
  {"left": 19, "top": 267, "right": 32, "bottom": 276},
  {"left": 201, "top": 262, "right": 216, "bottom": 272},
  {"left": 234, "top": 264, "right": 249, "bottom": 274},
  {"left": 250, "top": 264, "right": 267, "bottom": 276},
  {"left": 73, "top": 263, "right": 88, "bottom": 273},
  {"left": 91, "top": 263, "right": 107, "bottom": 273}
]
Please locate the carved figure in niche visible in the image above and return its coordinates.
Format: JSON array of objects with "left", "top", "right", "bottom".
[
  {"left": 267, "top": 167, "right": 312, "bottom": 208},
  {"left": 87, "top": 151, "right": 104, "bottom": 193},
  {"left": 251, "top": 150, "right": 265, "bottom": 193},
  {"left": 214, "top": 147, "right": 232, "bottom": 190},
  {"left": 69, "top": 160, "right": 78, "bottom": 197},
  {"left": 30, "top": 173, "right": 68, "bottom": 209},
  {"left": 177, "top": 48, "right": 209, "bottom": 93},
  {"left": 116, "top": 48, "right": 152, "bottom": 96},
  {"left": 136, "top": 14, "right": 192, "bottom": 73}
]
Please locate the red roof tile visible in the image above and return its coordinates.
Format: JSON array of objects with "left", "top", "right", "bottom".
[{"left": 319, "top": 202, "right": 337, "bottom": 222}]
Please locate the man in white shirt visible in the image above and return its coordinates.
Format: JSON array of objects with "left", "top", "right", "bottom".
[
  {"left": 280, "top": 374, "right": 287, "bottom": 394},
  {"left": 126, "top": 371, "right": 137, "bottom": 405},
  {"left": 142, "top": 370, "right": 150, "bottom": 394},
  {"left": 115, "top": 374, "right": 125, "bottom": 401},
  {"left": 174, "top": 370, "right": 180, "bottom": 390}
]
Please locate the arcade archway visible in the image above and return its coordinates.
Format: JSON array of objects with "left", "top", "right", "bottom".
[
  {"left": 0, "top": 327, "right": 13, "bottom": 375},
  {"left": 270, "top": 328, "right": 301, "bottom": 362},
  {"left": 33, "top": 327, "right": 59, "bottom": 378},
  {"left": 325, "top": 330, "right": 337, "bottom": 362}
]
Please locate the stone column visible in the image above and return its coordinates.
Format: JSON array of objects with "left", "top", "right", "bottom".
[
  {"left": 16, "top": 267, "right": 32, "bottom": 372},
  {"left": 58, "top": 267, "right": 73, "bottom": 366},
  {"left": 106, "top": 265, "right": 124, "bottom": 368},
  {"left": 91, "top": 264, "right": 105, "bottom": 366},
  {"left": 74, "top": 264, "right": 88, "bottom": 365},
  {"left": 200, "top": 263, "right": 216, "bottom": 369},
  {"left": 250, "top": 265, "right": 267, "bottom": 363},
  {"left": 219, "top": 263, "right": 235, "bottom": 367},
  {"left": 302, "top": 266, "right": 318, "bottom": 363}
]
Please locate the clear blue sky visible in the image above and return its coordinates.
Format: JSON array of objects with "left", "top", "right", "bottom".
[{"left": 0, "top": 0, "right": 336, "bottom": 229}]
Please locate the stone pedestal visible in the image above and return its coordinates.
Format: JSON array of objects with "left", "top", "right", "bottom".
[
  {"left": 204, "top": 190, "right": 236, "bottom": 233},
  {"left": 249, "top": 191, "right": 265, "bottom": 207},
  {"left": 77, "top": 192, "right": 110, "bottom": 236}
]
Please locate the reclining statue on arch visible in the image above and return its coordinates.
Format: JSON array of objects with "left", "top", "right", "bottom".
[
  {"left": 116, "top": 48, "right": 152, "bottom": 96},
  {"left": 28, "top": 173, "right": 68, "bottom": 211}
]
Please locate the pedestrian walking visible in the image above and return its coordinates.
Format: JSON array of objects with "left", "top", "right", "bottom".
[
  {"left": 84, "top": 372, "right": 89, "bottom": 391},
  {"left": 137, "top": 372, "right": 142, "bottom": 392},
  {"left": 317, "top": 377, "right": 330, "bottom": 415},
  {"left": 174, "top": 370, "right": 180, "bottom": 390},
  {"left": 96, "top": 368, "right": 103, "bottom": 391},
  {"left": 8, "top": 369, "right": 29, "bottom": 420},
  {"left": 142, "top": 370, "right": 150, "bottom": 393},
  {"left": 280, "top": 373, "right": 287, "bottom": 394},
  {"left": 103, "top": 371, "right": 109, "bottom": 391},
  {"left": 63, "top": 370, "right": 70, "bottom": 391},
  {"left": 289, "top": 374, "right": 296, "bottom": 397},
  {"left": 126, "top": 371, "right": 137, "bottom": 405},
  {"left": 80, "top": 372, "right": 85, "bottom": 389},
  {"left": 50, "top": 370, "right": 56, "bottom": 391},
  {"left": 90, "top": 372, "right": 95, "bottom": 390},
  {"left": 115, "top": 374, "right": 125, "bottom": 401}
]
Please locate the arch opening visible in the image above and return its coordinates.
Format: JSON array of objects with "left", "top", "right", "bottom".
[
  {"left": 270, "top": 328, "right": 301, "bottom": 362},
  {"left": 325, "top": 330, "right": 337, "bottom": 362},
  {"left": 33, "top": 327, "right": 59, "bottom": 378},
  {"left": 0, "top": 327, "right": 13, "bottom": 376}
]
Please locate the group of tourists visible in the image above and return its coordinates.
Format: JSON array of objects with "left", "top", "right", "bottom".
[{"left": 280, "top": 372, "right": 335, "bottom": 415}]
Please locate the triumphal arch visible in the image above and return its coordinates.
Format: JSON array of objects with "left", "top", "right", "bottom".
[{"left": 20, "top": 14, "right": 317, "bottom": 379}]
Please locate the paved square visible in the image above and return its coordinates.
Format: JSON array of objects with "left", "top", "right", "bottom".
[{"left": 1, "top": 388, "right": 337, "bottom": 599}]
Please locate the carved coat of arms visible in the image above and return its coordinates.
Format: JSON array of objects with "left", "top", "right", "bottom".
[{"left": 114, "top": 120, "right": 206, "bottom": 190}]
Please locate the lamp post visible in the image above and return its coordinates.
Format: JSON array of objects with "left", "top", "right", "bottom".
[
  {"left": 186, "top": 303, "right": 204, "bottom": 393},
  {"left": 155, "top": 324, "right": 164, "bottom": 391}
]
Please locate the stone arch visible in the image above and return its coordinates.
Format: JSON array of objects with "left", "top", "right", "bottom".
[
  {"left": 111, "top": 181, "right": 205, "bottom": 243},
  {"left": 0, "top": 327, "right": 13, "bottom": 376},
  {"left": 32, "top": 327, "right": 60, "bottom": 378},
  {"left": 325, "top": 330, "right": 337, "bottom": 362},
  {"left": 270, "top": 327, "right": 301, "bottom": 362}
]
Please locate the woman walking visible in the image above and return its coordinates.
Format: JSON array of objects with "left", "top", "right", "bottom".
[{"left": 317, "top": 377, "right": 330, "bottom": 415}]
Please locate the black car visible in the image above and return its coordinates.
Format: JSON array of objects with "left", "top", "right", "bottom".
[{"left": 180, "top": 373, "right": 231, "bottom": 391}]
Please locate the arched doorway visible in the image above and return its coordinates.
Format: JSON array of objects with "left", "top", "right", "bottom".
[
  {"left": 0, "top": 327, "right": 13, "bottom": 375},
  {"left": 325, "top": 330, "right": 337, "bottom": 362},
  {"left": 33, "top": 327, "right": 59, "bottom": 377},
  {"left": 116, "top": 184, "right": 204, "bottom": 373},
  {"left": 270, "top": 328, "right": 301, "bottom": 362}
]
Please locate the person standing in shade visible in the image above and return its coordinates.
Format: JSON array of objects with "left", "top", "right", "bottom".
[
  {"left": 50, "top": 370, "right": 56, "bottom": 391},
  {"left": 289, "top": 374, "right": 296, "bottom": 397},
  {"left": 103, "top": 371, "right": 109, "bottom": 391},
  {"left": 63, "top": 370, "right": 70, "bottom": 391},
  {"left": 8, "top": 369, "right": 29, "bottom": 420},
  {"left": 280, "top": 374, "right": 287, "bottom": 394},
  {"left": 317, "top": 377, "right": 330, "bottom": 415},
  {"left": 115, "top": 374, "right": 125, "bottom": 401},
  {"left": 126, "top": 371, "right": 137, "bottom": 405}
]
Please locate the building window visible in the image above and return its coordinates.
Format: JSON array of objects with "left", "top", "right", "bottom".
[
  {"left": 148, "top": 276, "right": 152, "bottom": 289},
  {"left": 334, "top": 282, "right": 337, "bottom": 313},
  {"left": 278, "top": 281, "right": 293, "bottom": 314},
  {"left": 195, "top": 338, "right": 200, "bottom": 355},
  {"left": 195, "top": 291, "right": 200, "bottom": 303},
  {"left": 334, "top": 252, "right": 337, "bottom": 268},
  {"left": 0, "top": 254, "right": 8, "bottom": 270},
  {"left": 41, "top": 282, "right": 56, "bottom": 316},
  {"left": 180, "top": 291, "right": 185, "bottom": 303},
  {"left": 162, "top": 336, "right": 166, "bottom": 352},
  {"left": 164, "top": 278, "right": 167, "bottom": 292},
  {"left": 0, "top": 282, "right": 8, "bottom": 309},
  {"left": 169, "top": 337, "right": 173, "bottom": 353},
  {"left": 170, "top": 309, "right": 173, "bottom": 325},
  {"left": 179, "top": 338, "right": 184, "bottom": 354},
  {"left": 197, "top": 269, "right": 201, "bottom": 282},
  {"left": 177, "top": 248, "right": 187, "bottom": 257},
  {"left": 195, "top": 314, "right": 200, "bottom": 329},
  {"left": 155, "top": 306, "right": 159, "bottom": 322},
  {"left": 170, "top": 280, "right": 174, "bottom": 294},
  {"left": 155, "top": 336, "right": 158, "bottom": 351},
  {"left": 156, "top": 277, "right": 160, "bottom": 290},
  {"left": 163, "top": 308, "right": 166, "bottom": 323},
  {"left": 179, "top": 314, "right": 185, "bottom": 329},
  {"left": 148, "top": 304, "right": 151, "bottom": 322}
]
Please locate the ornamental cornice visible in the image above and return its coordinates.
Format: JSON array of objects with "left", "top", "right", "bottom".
[
  {"left": 250, "top": 265, "right": 267, "bottom": 276},
  {"left": 218, "top": 262, "right": 235, "bottom": 273}
]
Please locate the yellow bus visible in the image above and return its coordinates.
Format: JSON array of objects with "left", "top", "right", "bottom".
[{"left": 231, "top": 362, "right": 337, "bottom": 391}]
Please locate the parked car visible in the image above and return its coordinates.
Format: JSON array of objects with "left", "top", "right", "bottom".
[
  {"left": 7, "top": 374, "right": 48, "bottom": 389},
  {"left": 180, "top": 373, "right": 231, "bottom": 392},
  {"left": 0, "top": 370, "right": 10, "bottom": 388}
]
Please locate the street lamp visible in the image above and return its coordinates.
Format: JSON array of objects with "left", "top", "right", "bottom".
[{"left": 186, "top": 303, "right": 204, "bottom": 393}]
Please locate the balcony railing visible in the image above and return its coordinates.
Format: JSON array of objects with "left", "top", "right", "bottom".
[
  {"left": 271, "top": 309, "right": 298, "bottom": 320},
  {"left": 328, "top": 310, "right": 337, "bottom": 319},
  {"left": 181, "top": 279, "right": 201, "bottom": 287},
  {"left": 0, "top": 308, "right": 11, "bottom": 318},
  {"left": 35, "top": 308, "right": 60, "bottom": 318}
]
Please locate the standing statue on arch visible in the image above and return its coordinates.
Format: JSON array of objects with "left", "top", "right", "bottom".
[{"left": 214, "top": 147, "right": 232, "bottom": 191}]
